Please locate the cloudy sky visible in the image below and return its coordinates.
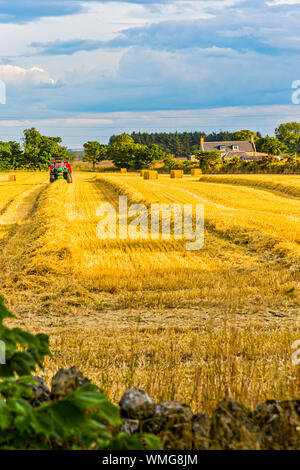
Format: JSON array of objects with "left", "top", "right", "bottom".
[{"left": 0, "top": 0, "right": 299, "bottom": 147}]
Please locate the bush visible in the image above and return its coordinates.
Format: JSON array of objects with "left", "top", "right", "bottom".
[{"left": 0, "top": 297, "right": 161, "bottom": 450}]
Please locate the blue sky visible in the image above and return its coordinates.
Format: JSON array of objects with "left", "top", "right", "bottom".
[{"left": 0, "top": 0, "right": 299, "bottom": 146}]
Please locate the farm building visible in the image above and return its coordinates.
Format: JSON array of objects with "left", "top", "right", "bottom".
[{"left": 188, "top": 136, "right": 266, "bottom": 161}]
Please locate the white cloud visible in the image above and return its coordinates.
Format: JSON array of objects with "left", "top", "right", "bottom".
[
  {"left": 266, "top": 0, "right": 300, "bottom": 5},
  {"left": 0, "top": 65, "right": 55, "bottom": 86}
]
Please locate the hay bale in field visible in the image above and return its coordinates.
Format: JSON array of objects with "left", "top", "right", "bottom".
[
  {"left": 144, "top": 170, "right": 158, "bottom": 180},
  {"left": 140, "top": 170, "right": 147, "bottom": 177},
  {"left": 120, "top": 168, "right": 127, "bottom": 174},
  {"left": 191, "top": 169, "right": 202, "bottom": 176},
  {"left": 9, "top": 175, "right": 16, "bottom": 182},
  {"left": 170, "top": 170, "right": 183, "bottom": 179}
]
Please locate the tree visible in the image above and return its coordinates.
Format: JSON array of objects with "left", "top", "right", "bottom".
[
  {"left": 107, "top": 134, "right": 135, "bottom": 169},
  {"left": 0, "top": 141, "right": 24, "bottom": 170},
  {"left": 133, "top": 144, "right": 165, "bottom": 170},
  {"left": 256, "top": 136, "right": 286, "bottom": 155},
  {"left": 83, "top": 141, "right": 107, "bottom": 169},
  {"left": 232, "top": 130, "right": 258, "bottom": 141},
  {"left": 23, "top": 128, "right": 69, "bottom": 170},
  {"left": 275, "top": 122, "right": 300, "bottom": 154},
  {"left": 194, "top": 150, "right": 222, "bottom": 172},
  {"left": 107, "top": 134, "right": 164, "bottom": 170}
]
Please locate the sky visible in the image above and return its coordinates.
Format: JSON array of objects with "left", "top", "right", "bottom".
[{"left": 0, "top": 0, "right": 299, "bottom": 147}]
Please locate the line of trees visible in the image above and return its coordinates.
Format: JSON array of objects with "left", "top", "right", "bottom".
[
  {"left": 83, "top": 134, "right": 165, "bottom": 170},
  {"left": 0, "top": 128, "right": 70, "bottom": 171},
  {"left": 1, "top": 122, "right": 299, "bottom": 172},
  {"left": 108, "top": 124, "right": 300, "bottom": 158}
]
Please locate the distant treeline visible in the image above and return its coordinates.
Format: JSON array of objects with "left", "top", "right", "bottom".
[{"left": 109, "top": 130, "right": 262, "bottom": 157}]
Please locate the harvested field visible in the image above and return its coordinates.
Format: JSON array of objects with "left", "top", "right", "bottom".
[{"left": 0, "top": 172, "right": 299, "bottom": 413}]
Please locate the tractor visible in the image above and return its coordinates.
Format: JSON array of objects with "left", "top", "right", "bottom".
[{"left": 49, "top": 160, "right": 72, "bottom": 184}]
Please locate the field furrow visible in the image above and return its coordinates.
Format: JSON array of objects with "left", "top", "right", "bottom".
[
  {"left": 104, "top": 175, "right": 300, "bottom": 264},
  {"left": 199, "top": 174, "right": 300, "bottom": 199}
]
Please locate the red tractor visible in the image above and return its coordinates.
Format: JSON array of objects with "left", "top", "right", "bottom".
[{"left": 49, "top": 160, "right": 72, "bottom": 184}]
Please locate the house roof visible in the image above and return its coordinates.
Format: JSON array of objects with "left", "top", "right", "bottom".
[{"left": 201, "top": 140, "right": 255, "bottom": 153}]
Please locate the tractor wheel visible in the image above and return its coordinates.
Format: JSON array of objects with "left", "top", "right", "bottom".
[
  {"left": 50, "top": 175, "right": 55, "bottom": 183},
  {"left": 67, "top": 173, "right": 73, "bottom": 184}
]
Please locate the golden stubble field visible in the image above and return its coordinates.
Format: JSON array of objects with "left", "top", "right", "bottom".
[{"left": 0, "top": 171, "right": 299, "bottom": 412}]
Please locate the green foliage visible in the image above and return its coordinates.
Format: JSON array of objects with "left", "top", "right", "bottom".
[
  {"left": 215, "top": 155, "right": 300, "bottom": 175},
  {"left": 83, "top": 141, "right": 108, "bottom": 169},
  {"left": 0, "top": 141, "right": 24, "bottom": 170},
  {"left": 107, "top": 134, "right": 164, "bottom": 170},
  {"left": 0, "top": 297, "right": 161, "bottom": 450},
  {"left": 133, "top": 144, "right": 164, "bottom": 170},
  {"left": 23, "top": 128, "right": 69, "bottom": 170},
  {"left": 232, "top": 130, "right": 258, "bottom": 141},
  {"left": 275, "top": 122, "right": 300, "bottom": 154},
  {"left": 194, "top": 150, "right": 222, "bottom": 172},
  {"left": 256, "top": 136, "right": 287, "bottom": 155},
  {"left": 107, "top": 134, "right": 136, "bottom": 169},
  {"left": 0, "top": 296, "right": 50, "bottom": 379}
]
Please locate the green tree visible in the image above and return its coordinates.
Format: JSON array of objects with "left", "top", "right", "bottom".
[
  {"left": 232, "top": 130, "right": 258, "bottom": 141},
  {"left": 107, "top": 134, "right": 135, "bottom": 169},
  {"left": 0, "top": 141, "right": 24, "bottom": 170},
  {"left": 108, "top": 134, "right": 163, "bottom": 170},
  {"left": 83, "top": 141, "right": 107, "bottom": 169},
  {"left": 194, "top": 150, "right": 222, "bottom": 172},
  {"left": 275, "top": 122, "right": 300, "bottom": 154},
  {"left": 23, "top": 128, "right": 69, "bottom": 170},
  {"left": 256, "top": 136, "right": 287, "bottom": 155},
  {"left": 133, "top": 144, "right": 165, "bottom": 170}
]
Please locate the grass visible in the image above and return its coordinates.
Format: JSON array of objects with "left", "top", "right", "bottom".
[
  {"left": 0, "top": 172, "right": 299, "bottom": 413},
  {"left": 200, "top": 174, "right": 300, "bottom": 199}
]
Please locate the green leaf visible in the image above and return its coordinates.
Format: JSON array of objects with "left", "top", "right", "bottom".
[
  {"left": 50, "top": 400, "right": 86, "bottom": 429},
  {"left": 14, "top": 414, "right": 31, "bottom": 432},
  {"left": 7, "top": 398, "right": 32, "bottom": 416},
  {"left": 144, "top": 434, "right": 162, "bottom": 450},
  {"left": 97, "top": 401, "right": 122, "bottom": 427},
  {"left": 110, "top": 433, "right": 144, "bottom": 450},
  {"left": 0, "top": 297, "right": 14, "bottom": 321},
  {"left": 0, "top": 399, "right": 11, "bottom": 430},
  {"left": 31, "top": 411, "right": 55, "bottom": 438},
  {"left": 69, "top": 384, "right": 106, "bottom": 409}
]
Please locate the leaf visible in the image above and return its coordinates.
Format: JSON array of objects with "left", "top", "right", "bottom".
[
  {"left": 50, "top": 400, "right": 86, "bottom": 429},
  {"left": 144, "top": 434, "right": 162, "bottom": 450},
  {"left": 7, "top": 398, "right": 32, "bottom": 416},
  {"left": 12, "top": 329, "right": 38, "bottom": 348},
  {"left": 110, "top": 433, "right": 144, "bottom": 450},
  {"left": 0, "top": 297, "right": 14, "bottom": 321},
  {"left": 0, "top": 399, "right": 11, "bottom": 430},
  {"left": 97, "top": 401, "right": 122, "bottom": 427},
  {"left": 69, "top": 384, "right": 105, "bottom": 409},
  {"left": 31, "top": 411, "right": 55, "bottom": 438},
  {"left": 14, "top": 414, "right": 31, "bottom": 432}
]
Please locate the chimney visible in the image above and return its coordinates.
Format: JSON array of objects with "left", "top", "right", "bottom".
[
  {"left": 250, "top": 135, "right": 256, "bottom": 157},
  {"left": 200, "top": 135, "right": 204, "bottom": 151}
]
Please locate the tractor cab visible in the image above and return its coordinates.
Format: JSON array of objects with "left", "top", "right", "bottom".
[{"left": 50, "top": 159, "right": 72, "bottom": 183}]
